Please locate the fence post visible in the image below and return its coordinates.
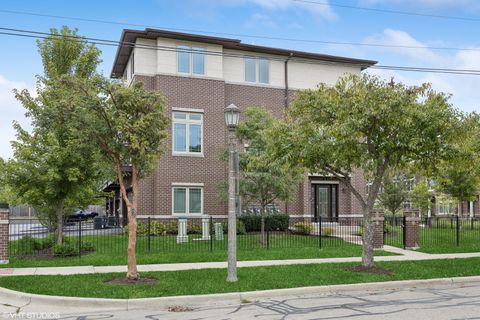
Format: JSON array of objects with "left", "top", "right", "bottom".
[
  {"left": 372, "top": 209, "right": 384, "bottom": 249},
  {"left": 209, "top": 216, "right": 213, "bottom": 252},
  {"left": 319, "top": 216, "right": 322, "bottom": 249},
  {"left": 78, "top": 219, "right": 82, "bottom": 258},
  {"left": 403, "top": 209, "right": 421, "bottom": 249},
  {"left": 456, "top": 215, "right": 460, "bottom": 246},
  {"left": 0, "top": 204, "right": 9, "bottom": 264},
  {"left": 147, "top": 217, "right": 151, "bottom": 255}
]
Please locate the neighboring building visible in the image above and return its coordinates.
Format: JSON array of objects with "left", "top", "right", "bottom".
[{"left": 109, "top": 28, "right": 377, "bottom": 222}]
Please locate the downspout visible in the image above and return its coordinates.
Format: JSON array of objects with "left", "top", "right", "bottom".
[{"left": 284, "top": 53, "right": 293, "bottom": 215}]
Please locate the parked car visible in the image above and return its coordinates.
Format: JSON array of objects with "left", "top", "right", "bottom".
[{"left": 66, "top": 210, "right": 99, "bottom": 222}]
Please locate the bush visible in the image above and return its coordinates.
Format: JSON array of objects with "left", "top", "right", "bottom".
[
  {"left": 239, "top": 213, "right": 290, "bottom": 232},
  {"left": 384, "top": 221, "right": 394, "bottom": 234},
  {"left": 80, "top": 241, "right": 95, "bottom": 252},
  {"left": 150, "top": 221, "right": 166, "bottom": 236},
  {"left": 321, "top": 227, "right": 335, "bottom": 236},
  {"left": 294, "top": 222, "right": 313, "bottom": 235},
  {"left": 17, "top": 236, "right": 40, "bottom": 255},
  {"left": 223, "top": 219, "right": 247, "bottom": 235},
  {"left": 52, "top": 243, "right": 77, "bottom": 256},
  {"left": 164, "top": 221, "right": 178, "bottom": 235}
]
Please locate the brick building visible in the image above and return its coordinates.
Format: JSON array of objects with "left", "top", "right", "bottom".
[{"left": 108, "top": 28, "right": 377, "bottom": 222}]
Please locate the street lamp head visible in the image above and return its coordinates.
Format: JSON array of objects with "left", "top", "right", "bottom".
[{"left": 225, "top": 103, "right": 240, "bottom": 130}]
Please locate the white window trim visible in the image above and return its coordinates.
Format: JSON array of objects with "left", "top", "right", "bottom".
[
  {"left": 172, "top": 111, "right": 204, "bottom": 156},
  {"left": 172, "top": 186, "right": 204, "bottom": 216},
  {"left": 176, "top": 45, "right": 206, "bottom": 76},
  {"left": 243, "top": 56, "right": 270, "bottom": 85}
]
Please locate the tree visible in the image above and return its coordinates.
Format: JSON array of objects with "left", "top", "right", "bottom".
[
  {"left": 434, "top": 113, "right": 480, "bottom": 216},
  {"left": 7, "top": 26, "right": 103, "bottom": 244},
  {"left": 236, "top": 107, "right": 303, "bottom": 244},
  {"left": 411, "top": 181, "right": 432, "bottom": 218},
  {"left": 266, "top": 74, "right": 457, "bottom": 267},
  {"left": 377, "top": 172, "right": 408, "bottom": 221},
  {"left": 77, "top": 79, "right": 168, "bottom": 280}
]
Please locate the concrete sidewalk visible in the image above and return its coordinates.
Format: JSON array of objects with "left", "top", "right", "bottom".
[{"left": 1, "top": 246, "right": 480, "bottom": 277}]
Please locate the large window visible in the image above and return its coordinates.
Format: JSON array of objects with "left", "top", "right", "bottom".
[
  {"left": 177, "top": 46, "right": 205, "bottom": 75},
  {"left": 244, "top": 57, "right": 270, "bottom": 84},
  {"left": 173, "top": 112, "right": 203, "bottom": 155},
  {"left": 173, "top": 186, "right": 203, "bottom": 215}
]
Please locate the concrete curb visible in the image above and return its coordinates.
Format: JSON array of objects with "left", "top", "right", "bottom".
[{"left": 1, "top": 276, "right": 480, "bottom": 311}]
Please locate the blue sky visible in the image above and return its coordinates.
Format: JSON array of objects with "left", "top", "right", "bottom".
[{"left": 1, "top": 0, "right": 480, "bottom": 158}]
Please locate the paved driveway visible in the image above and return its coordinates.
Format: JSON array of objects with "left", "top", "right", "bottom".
[{"left": 2, "top": 281, "right": 480, "bottom": 320}]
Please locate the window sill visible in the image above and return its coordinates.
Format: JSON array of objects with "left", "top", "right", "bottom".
[{"left": 172, "top": 153, "right": 204, "bottom": 158}]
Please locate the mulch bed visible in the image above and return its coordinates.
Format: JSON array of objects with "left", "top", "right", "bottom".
[
  {"left": 106, "top": 277, "right": 159, "bottom": 285},
  {"left": 345, "top": 265, "right": 393, "bottom": 275}
]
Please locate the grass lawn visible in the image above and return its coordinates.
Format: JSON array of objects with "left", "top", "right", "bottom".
[
  {"left": 1, "top": 257, "right": 480, "bottom": 299},
  {"left": 383, "top": 225, "right": 480, "bottom": 254},
  {"left": 6, "top": 234, "right": 394, "bottom": 268}
]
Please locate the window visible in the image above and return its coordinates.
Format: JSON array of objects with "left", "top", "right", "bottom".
[
  {"left": 244, "top": 57, "right": 270, "bottom": 84},
  {"left": 177, "top": 46, "right": 205, "bottom": 75},
  {"left": 438, "top": 199, "right": 454, "bottom": 215},
  {"left": 173, "top": 187, "right": 203, "bottom": 215},
  {"left": 173, "top": 112, "right": 203, "bottom": 155}
]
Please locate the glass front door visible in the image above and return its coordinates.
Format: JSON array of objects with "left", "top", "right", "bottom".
[{"left": 312, "top": 184, "right": 338, "bottom": 222}]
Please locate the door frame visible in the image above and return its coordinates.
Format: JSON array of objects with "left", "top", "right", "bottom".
[{"left": 311, "top": 183, "right": 338, "bottom": 222}]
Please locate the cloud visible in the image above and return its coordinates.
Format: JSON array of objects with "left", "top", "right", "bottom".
[
  {"left": 245, "top": 13, "right": 278, "bottom": 29},
  {"left": 226, "top": 0, "right": 337, "bottom": 20},
  {"left": 0, "top": 75, "right": 32, "bottom": 160},
  {"left": 360, "top": 30, "right": 480, "bottom": 112},
  {"left": 363, "top": 29, "right": 445, "bottom": 65}
]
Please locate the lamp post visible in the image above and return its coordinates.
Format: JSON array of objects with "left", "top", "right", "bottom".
[{"left": 225, "top": 103, "right": 240, "bottom": 282}]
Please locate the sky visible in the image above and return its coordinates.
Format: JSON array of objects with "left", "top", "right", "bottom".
[{"left": 1, "top": 0, "right": 480, "bottom": 159}]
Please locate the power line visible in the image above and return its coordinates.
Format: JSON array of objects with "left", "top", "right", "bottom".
[
  {"left": 2, "top": 26, "right": 480, "bottom": 76},
  {"left": 0, "top": 8, "right": 479, "bottom": 52},
  {"left": 294, "top": 0, "right": 480, "bottom": 22}
]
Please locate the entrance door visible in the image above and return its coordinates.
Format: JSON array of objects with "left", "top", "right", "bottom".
[{"left": 312, "top": 184, "right": 338, "bottom": 222}]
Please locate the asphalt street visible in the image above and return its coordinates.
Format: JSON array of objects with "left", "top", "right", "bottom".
[{"left": 2, "top": 281, "right": 480, "bottom": 320}]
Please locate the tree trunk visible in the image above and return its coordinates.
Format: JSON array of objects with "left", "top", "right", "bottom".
[
  {"left": 126, "top": 166, "right": 139, "bottom": 280},
  {"left": 55, "top": 197, "right": 65, "bottom": 246},
  {"left": 361, "top": 207, "right": 375, "bottom": 267}
]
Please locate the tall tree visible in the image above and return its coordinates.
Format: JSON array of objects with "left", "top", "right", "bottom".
[
  {"left": 237, "top": 107, "right": 303, "bottom": 244},
  {"left": 266, "top": 74, "right": 457, "bottom": 267},
  {"left": 411, "top": 181, "right": 432, "bottom": 218},
  {"left": 76, "top": 79, "right": 168, "bottom": 280},
  {"left": 7, "top": 26, "right": 103, "bottom": 244}
]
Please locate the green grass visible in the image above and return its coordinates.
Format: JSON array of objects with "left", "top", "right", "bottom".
[
  {"left": 6, "top": 234, "right": 394, "bottom": 268},
  {"left": 383, "top": 224, "right": 480, "bottom": 254},
  {"left": 2, "top": 257, "right": 480, "bottom": 299}
]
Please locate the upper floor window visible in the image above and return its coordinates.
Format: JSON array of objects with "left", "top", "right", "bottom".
[
  {"left": 244, "top": 57, "right": 269, "bottom": 84},
  {"left": 173, "top": 112, "right": 203, "bottom": 155},
  {"left": 177, "top": 46, "right": 205, "bottom": 75}
]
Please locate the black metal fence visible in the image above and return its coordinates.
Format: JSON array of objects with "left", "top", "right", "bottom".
[
  {"left": 8, "top": 216, "right": 366, "bottom": 259},
  {"left": 383, "top": 216, "right": 406, "bottom": 249}
]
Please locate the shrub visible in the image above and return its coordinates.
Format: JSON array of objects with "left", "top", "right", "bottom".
[
  {"left": 384, "top": 221, "right": 394, "bottom": 234},
  {"left": 150, "top": 221, "right": 166, "bottom": 236},
  {"left": 80, "top": 242, "right": 95, "bottom": 252},
  {"left": 16, "top": 236, "right": 40, "bottom": 255},
  {"left": 187, "top": 222, "right": 202, "bottom": 235},
  {"left": 239, "top": 213, "right": 290, "bottom": 232},
  {"left": 52, "top": 243, "right": 77, "bottom": 256},
  {"left": 164, "top": 221, "right": 178, "bottom": 235},
  {"left": 223, "top": 219, "right": 247, "bottom": 235},
  {"left": 294, "top": 222, "right": 313, "bottom": 235},
  {"left": 321, "top": 227, "right": 335, "bottom": 236}
]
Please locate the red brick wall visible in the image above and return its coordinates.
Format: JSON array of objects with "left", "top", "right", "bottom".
[{"left": 0, "top": 208, "right": 9, "bottom": 263}]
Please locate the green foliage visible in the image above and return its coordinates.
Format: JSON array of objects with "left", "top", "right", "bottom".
[
  {"left": 412, "top": 181, "right": 432, "bottom": 217},
  {"left": 321, "top": 227, "right": 336, "bottom": 236},
  {"left": 17, "top": 236, "right": 40, "bottom": 255},
  {"left": 236, "top": 107, "right": 303, "bottom": 213},
  {"left": 80, "top": 242, "right": 95, "bottom": 252},
  {"left": 52, "top": 243, "right": 77, "bottom": 256},
  {"left": 294, "top": 222, "right": 313, "bottom": 235},
  {"left": 377, "top": 173, "right": 408, "bottom": 217},
  {"left": 239, "top": 213, "right": 289, "bottom": 232},
  {"left": 222, "top": 219, "right": 247, "bottom": 235}
]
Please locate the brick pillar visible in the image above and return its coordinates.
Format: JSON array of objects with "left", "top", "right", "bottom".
[
  {"left": 0, "top": 204, "right": 9, "bottom": 264},
  {"left": 372, "top": 209, "right": 384, "bottom": 249},
  {"left": 404, "top": 209, "right": 420, "bottom": 249}
]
